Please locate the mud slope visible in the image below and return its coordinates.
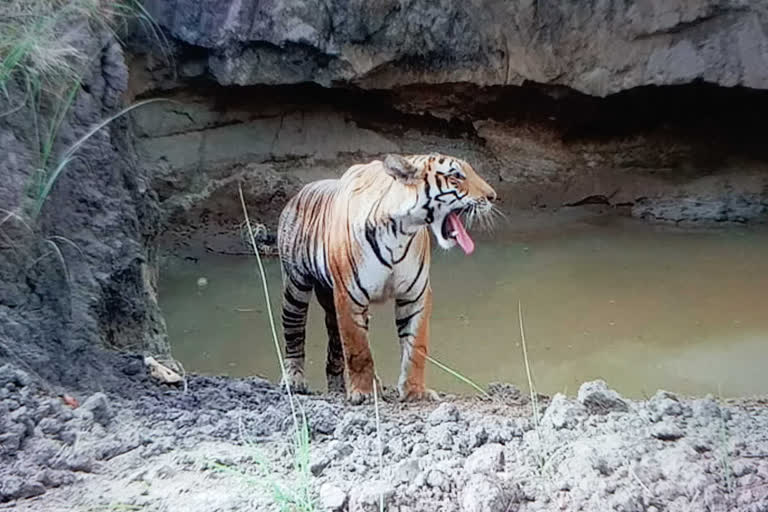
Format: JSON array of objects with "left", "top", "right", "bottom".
[{"left": 3, "top": 362, "right": 767, "bottom": 511}]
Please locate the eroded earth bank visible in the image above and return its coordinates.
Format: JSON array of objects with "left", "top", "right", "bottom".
[{"left": 2, "top": 1, "right": 768, "bottom": 510}]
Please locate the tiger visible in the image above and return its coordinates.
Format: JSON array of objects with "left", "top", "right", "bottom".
[{"left": 277, "top": 153, "right": 497, "bottom": 404}]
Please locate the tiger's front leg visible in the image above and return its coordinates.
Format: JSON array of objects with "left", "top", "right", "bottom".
[
  {"left": 395, "top": 283, "right": 439, "bottom": 401},
  {"left": 334, "top": 289, "right": 378, "bottom": 405}
]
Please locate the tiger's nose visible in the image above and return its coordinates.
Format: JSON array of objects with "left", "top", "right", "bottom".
[{"left": 486, "top": 189, "right": 497, "bottom": 202}]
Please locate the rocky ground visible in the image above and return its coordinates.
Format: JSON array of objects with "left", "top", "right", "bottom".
[{"left": 2, "top": 356, "right": 767, "bottom": 512}]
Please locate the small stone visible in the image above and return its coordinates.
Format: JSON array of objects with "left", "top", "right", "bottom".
[
  {"left": 309, "top": 402, "right": 340, "bottom": 435},
  {"left": 327, "top": 440, "right": 354, "bottom": 459},
  {"left": 460, "top": 474, "right": 509, "bottom": 512},
  {"left": 427, "top": 424, "right": 455, "bottom": 450},
  {"left": 394, "top": 458, "right": 420, "bottom": 483},
  {"left": 411, "top": 443, "right": 428, "bottom": 457},
  {"left": 487, "top": 382, "right": 525, "bottom": 403},
  {"left": 650, "top": 421, "right": 684, "bottom": 441},
  {"left": 577, "top": 380, "right": 629, "bottom": 414},
  {"left": 426, "top": 469, "right": 451, "bottom": 491},
  {"left": 386, "top": 436, "right": 407, "bottom": 459},
  {"left": 541, "top": 393, "right": 586, "bottom": 429},
  {"left": 334, "top": 413, "right": 369, "bottom": 438},
  {"left": 464, "top": 443, "right": 505, "bottom": 474},
  {"left": 731, "top": 460, "right": 755, "bottom": 478},
  {"left": 468, "top": 425, "right": 488, "bottom": 448},
  {"left": 648, "top": 390, "right": 683, "bottom": 421},
  {"left": 691, "top": 397, "right": 728, "bottom": 420},
  {"left": 428, "top": 403, "right": 460, "bottom": 425},
  {"left": 350, "top": 480, "right": 395, "bottom": 512},
  {"left": 310, "top": 455, "right": 331, "bottom": 476},
  {"left": 319, "top": 483, "right": 347, "bottom": 511},
  {"left": 79, "top": 392, "right": 114, "bottom": 426},
  {"left": 0, "top": 364, "right": 31, "bottom": 388},
  {"left": 0, "top": 476, "right": 45, "bottom": 501}
]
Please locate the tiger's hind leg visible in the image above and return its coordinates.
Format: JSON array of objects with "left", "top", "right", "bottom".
[
  {"left": 315, "top": 285, "right": 346, "bottom": 394},
  {"left": 280, "top": 273, "right": 313, "bottom": 394}
]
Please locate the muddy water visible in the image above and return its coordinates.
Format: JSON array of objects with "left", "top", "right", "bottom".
[{"left": 160, "top": 212, "right": 768, "bottom": 398}]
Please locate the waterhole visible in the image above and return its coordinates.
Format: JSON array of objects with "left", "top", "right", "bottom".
[{"left": 160, "top": 212, "right": 768, "bottom": 399}]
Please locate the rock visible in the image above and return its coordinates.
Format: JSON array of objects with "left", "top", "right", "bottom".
[
  {"left": 428, "top": 403, "right": 460, "bottom": 425},
  {"left": 487, "top": 382, "right": 526, "bottom": 403},
  {"left": 411, "top": 443, "right": 428, "bottom": 458},
  {"left": 144, "top": 357, "right": 183, "bottom": 385},
  {"left": 648, "top": 390, "right": 684, "bottom": 421},
  {"left": 349, "top": 480, "right": 395, "bottom": 512},
  {"left": 327, "top": 440, "right": 354, "bottom": 459},
  {"left": 427, "top": 424, "right": 456, "bottom": 450},
  {"left": 145, "top": 0, "right": 768, "bottom": 94},
  {"left": 0, "top": 476, "right": 46, "bottom": 501},
  {"left": 334, "top": 413, "right": 370, "bottom": 438},
  {"left": 385, "top": 436, "right": 407, "bottom": 459},
  {"left": 691, "top": 398, "right": 728, "bottom": 420},
  {"left": 460, "top": 474, "right": 510, "bottom": 512},
  {"left": 426, "top": 469, "right": 451, "bottom": 491},
  {"left": 79, "top": 392, "right": 114, "bottom": 426},
  {"left": 541, "top": 393, "right": 587, "bottom": 430},
  {"left": 651, "top": 421, "right": 685, "bottom": 441},
  {"left": 319, "top": 483, "right": 347, "bottom": 511},
  {"left": 394, "top": 458, "right": 420, "bottom": 483},
  {"left": 0, "top": 365, "right": 31, "bottom": 388},
  {"left": 464, "top": 443, "right": 505, "bottom": 474},
  {"left": 467, "top": 425, "right": 489, "bottom": 448},
  {"left": 309, "top": 402, "right": 339, "bottom": 435},
  {"left": 577, "top": 380, "right": 629, "bottom": 414},
  {"left": 310, "top": 455, "right": 331, "bottom": 476}
]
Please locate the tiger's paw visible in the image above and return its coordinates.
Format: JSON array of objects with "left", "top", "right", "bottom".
[
  {"left": 347, "top": 389, "right": 373, "bottom": 405},
  {"left": 327, "top": 373, "right": 346, "bottom": 395},
  {"left": 346, "top": 375, "right": 383, "bottom": 405},
  {"left": 399, "top": 387, "right": 441, "bottom": 402},
  {"left": 281, "top": 374, "right": 310, "bottom": 395}
]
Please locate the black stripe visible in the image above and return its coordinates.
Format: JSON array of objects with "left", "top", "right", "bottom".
[
  {"left": 422, "top": 175, "right": 434, "bottom": 223},
  {"left": 345, "top": 250, "right": 370, "bottom": 301},
  {"left": 436, "top": 174, "right": 445, "bottom": 193},
  {"left": 391, "top": 233, "right": 416, "bottom": 265},
  {"left": 396, "top": 308, "right": 424, "bottom": 331},
  {"left": 284, "top": 289, "right": 309, "bottom": 310},
  {"left": 290, "top": 275, "right": 312, "bottom": 292},
  {"left": 282, "top": 309, "right": 305, "bottom": 321},
  {"left": 396, "top": 278, "right": 428, "bottom": 307},
  {"left": 403, "top": 258, "right": 425, "bottom": 294},
  {"left": 435, "top": 190, "right": 464, "bottom": 201},
  {"left": 345, "top": 285, "right": 366, "bottom": 308},
  {"left": 284, "top": 331, "right": 305, "bottom": 343},
  {"left": 365, "top": 223, "right": 392, "bottom": 269},
  {"left": 398, "top": 331, "right": 414, "bottom": 338},
  {"left": 398, "top": 219, "right": 408, "bottom": 236}
]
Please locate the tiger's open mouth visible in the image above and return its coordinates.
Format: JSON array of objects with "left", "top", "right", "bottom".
[{"left": 441, "top": 209, "right": 475, "bottom": 255}]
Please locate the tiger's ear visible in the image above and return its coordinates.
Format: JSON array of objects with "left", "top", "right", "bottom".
[{"left": 383, "top": 154, "right": 422, "bottom": 184}]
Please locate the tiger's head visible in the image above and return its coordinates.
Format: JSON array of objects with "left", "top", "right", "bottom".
[{"left": 383, "top": 153, "right": 497, "bottom": 255}]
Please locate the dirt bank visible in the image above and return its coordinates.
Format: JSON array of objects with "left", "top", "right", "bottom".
[{"left": 2, "top": 358, "right": 767, "bottom": 511}]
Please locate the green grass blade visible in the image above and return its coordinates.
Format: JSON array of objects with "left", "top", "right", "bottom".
[
  {"left": 426, "top": 354, "right": 491, "bottom": 399},
  {"left": 33, "top": 98, "right": 171, "bottom": 217}
]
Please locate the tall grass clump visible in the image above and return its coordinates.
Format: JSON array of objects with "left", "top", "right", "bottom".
[
  {"left": 1, "top": 0, "right": 168, "bottom": 220},
  {"left": 236, "top": 185, "right": 317, "bottom": 511},
  {"left": 0, "top": 0, "right": 159, "bottom": 90}
]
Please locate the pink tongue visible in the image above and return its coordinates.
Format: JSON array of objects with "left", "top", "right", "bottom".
[{"left": 447, "top": 212, "right": 475, "bottom": 255}]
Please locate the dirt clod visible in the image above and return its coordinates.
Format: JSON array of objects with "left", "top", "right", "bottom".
[{"left": 577, "top": 380, "right": 630, "bottom": 414}]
